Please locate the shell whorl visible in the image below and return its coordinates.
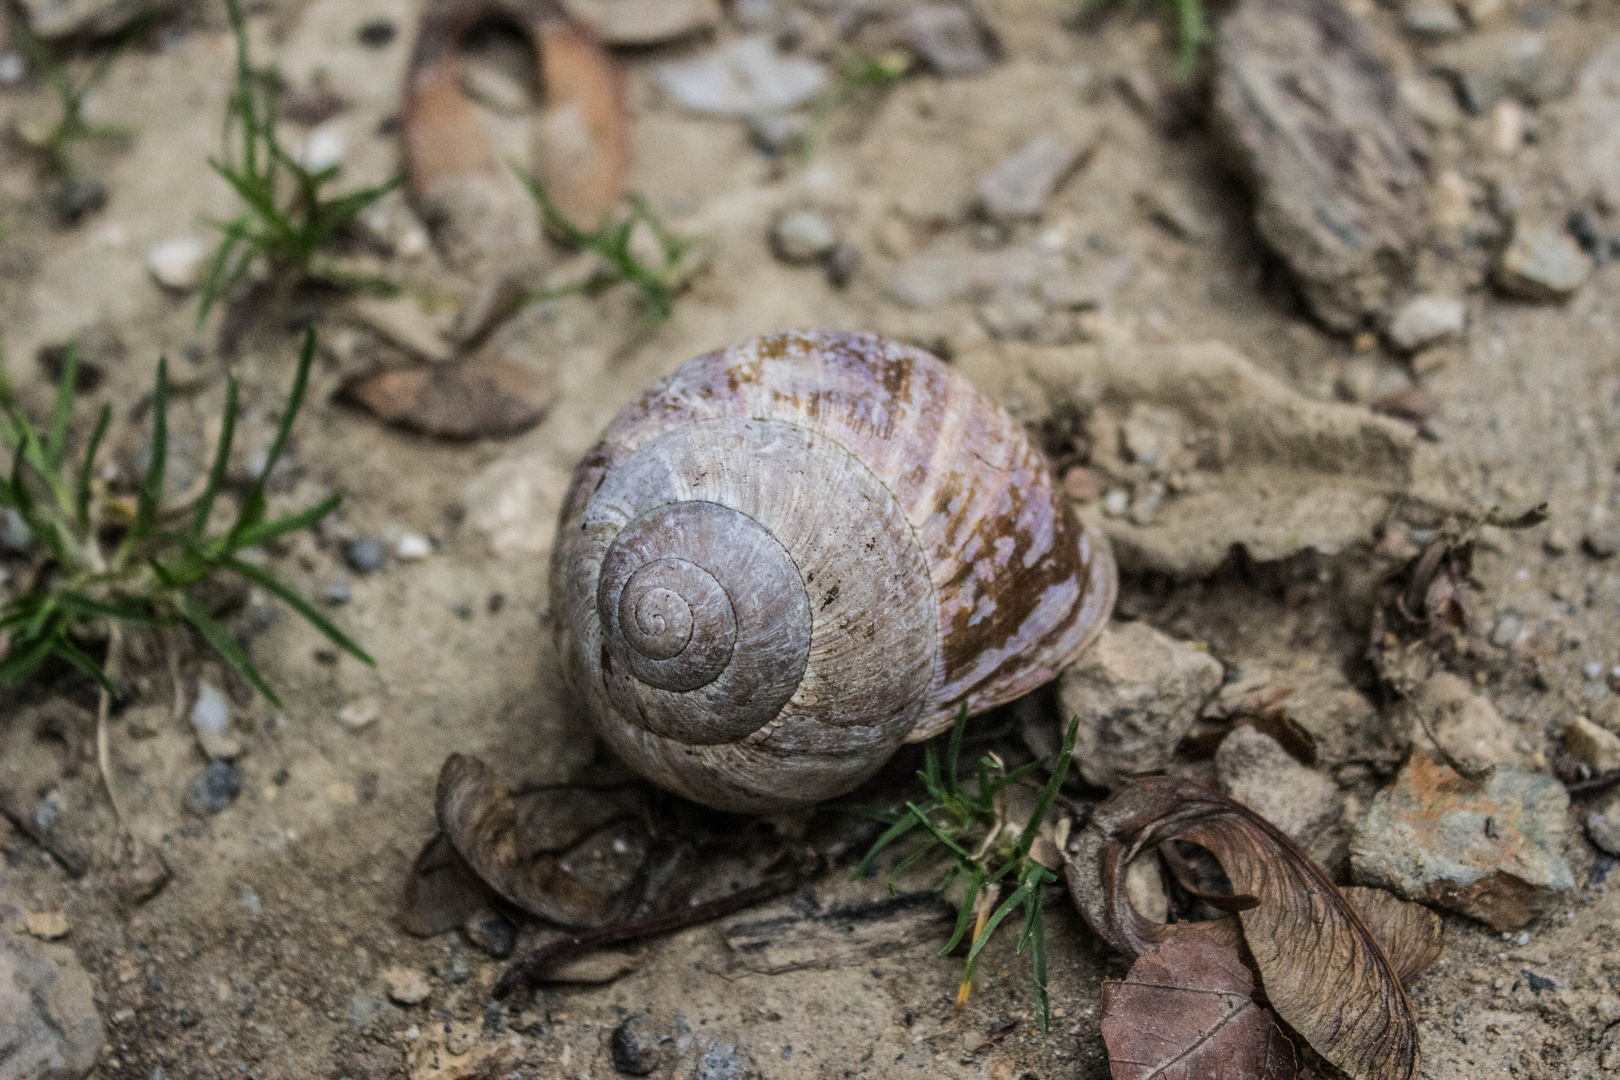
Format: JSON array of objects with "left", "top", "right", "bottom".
[{"left": 553, "top": 331, "right": 1117, "bottom": 813}]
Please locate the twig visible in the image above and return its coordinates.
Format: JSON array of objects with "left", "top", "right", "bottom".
[
  {"left": 1568, "top": 768, "right": 1620, "bottom": 797},
  {"left": 493, "top": 860, "right": 814, "bottom": 998},
  {"left": 0, "top": 789, "right": 87, "bottom": 877},
  {"left": 96, "top": 622, "right": 139, "bottom": 857}
]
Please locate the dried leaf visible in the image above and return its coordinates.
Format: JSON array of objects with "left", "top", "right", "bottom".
[
  {"left": 1101, "top": 922, "right": 1297, "bottom": 1080},
  {"left": 1342, "top": 886, "right": 1443, "bottom": 987},
  {"left": 1068, "top": 776, "right": 1420, "bottom": 1080},
  {"left": 435, "top": 754, "right": 652, "bottom": 928},
  {"left": 404, "top": 0, "right": 630, "bottom": 262},
  {"left": 340, "top": 354, "right": 555, "bottom": 439},
  {"left": 400, "top": 832, "right": 498, "bottom": 936}
]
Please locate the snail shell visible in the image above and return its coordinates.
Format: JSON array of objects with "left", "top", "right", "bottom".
[{"left": 551, "top": 331, "right": 1116, "bottom": 813}]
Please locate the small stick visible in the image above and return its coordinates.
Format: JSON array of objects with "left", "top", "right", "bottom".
[
  {"left": 1568, "top": 768, "right": 1620, "bottom": 797},
  {"left": 493, "top": 861, "right": 812, "bottom": 998},
  {"left": 96, "top": 623, "right": 139, "bottom": 857}
]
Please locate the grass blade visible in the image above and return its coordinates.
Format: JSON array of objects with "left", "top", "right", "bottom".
[
  {"left": 192, "top": 375, "right": 239, "bottom": 536},
  {"left": 940, "top": 865, "right": 987, "bottom": 954},
  {"left": 43, "top": 344, "right": 76, "bottom": 472},
  {"left": 964, "top": 881, "right": 1034, "bottom": 966},
  {"left": 130, "top": 357, "right": 169, "bottom": 544},
  {"left": 75, "top": 403, "right": 110, "bottom": 528},
  {"left": 221, "top": 554, "right": 374, "bottom": 666},
  {"left": 176, "top": 592, "right": 280, "bottom": 708},
  {"left": 1014, "top": 717, "right": 1080, "bottom": 862},
  {"left": 852, "top": 806, "right": 925, "bottom": 879},
  {"left": 224, "top": 492, "right": 340, "bottom": 552},
  {"left": 1024, "top": 885, "right": 1051, "bottom": 1035}
]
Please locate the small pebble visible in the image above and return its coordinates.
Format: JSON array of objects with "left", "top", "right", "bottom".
[
  {"left": 381, "top": 966, "right": 430, "bottom": 1005},
  {"left": 1588, "top": 803, "right": 1620, "bottom": 857},
  {"left": 1583, "top": 527, "right": 1619, "bottom": 559},
  {"left": 191, "top": 683, "right": 230, "bottom": 734},
  {"left": 239, "top": 888, "right": 261, "bottom": 916},
  {"left": 346, "top": 538, "right": 386, "bottom": 573},
  {"left": 0, "top": 52, "right": 24, "bottom": 84},
  {"left": 610, "top": 1014, "right": 662, "bottom": 1075},
  {"left": 464, "top": 911, "right": 516, "bottom": 958},
  {"left": 24, "top": 911, "right": 69, "bottom": 939},
  {"left": 184, "top": 761, "right": 243, "bottom": 817},
  {"left": 1101, "top": 489, "right": 1130, "bottom": 517},
  {"left": 771, "top": 210, "right": 837, "bottom": 263},
  {"left": 394, "top": 533, "right": 432, "bottom": 560},
  {"left": 51, "top": 178, "right": 107, "bottom": 226},
  {"left": 356, "top": 18, "right": 396, "bottom": 47},
  {"left": 978, "top": 131, "right": 1087, "bottom": 220},
  {"left": 325, "top": 575, "right": 353, "bottom": 604},
  {"left": 1062, "top": 466, "right": 1103, "bottom": 502},
  {"left": 1, "top": 507, "right": 35, "bottom": 553},
  {"left": 1403, "top": 0, "right": 1465, "bottom": 36},
  {"left": 338, "top": 697, "right": 380, "bottom": 731},
  {"left": 1490, "top": 610, "right": 1523, "bottom": 647},
  {"left": 1387, "top": 295, "right": 1466, "bottom": 352},
  {"left": 297, "top": 123, "right": 345, "bottom": 172},
  {"left": 1542, "top": 528, "right": 1570, "bottom": 555},
  {"left": 147, "top": 236, "right": 209, "bottom": 293},
  {"left": 824, "top": 242, "right": 862, "bottom": 288},
  {"left": 1495, "top": 224, "right": 1594, "bottom": 302},
  {"left": 747, "top": 112, "right": 807, "bottom": 156}
]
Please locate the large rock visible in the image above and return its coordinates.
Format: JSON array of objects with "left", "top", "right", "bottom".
[
  {"left": 1216, "top": 726, "right": 1345, "bottom": 868},
  {"left": 1215, "top": 0, "right": 1429, "bottom": 333},
  {"left": 0, "top": 921, "right": 104, "bottom": 1078},
  {"left": 1350, "top": 755, "right": 1573, "bottom": 930},
  {"left": 1059, "top": 621, "right": 1223, "bottom": 788}
]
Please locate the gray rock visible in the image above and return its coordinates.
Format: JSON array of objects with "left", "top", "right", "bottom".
[
  {"left": 346, "top": 538, "right": 386, "bottom": 573},
  {"left": 1216, "top": 726, "right": 1344, "bottom": 868},
  {"left": 1490, "top": 609, "right": 1524, "bottom": 647},
  {"left": 0, "top": 52, "right": 24, "bottom": 84},
  {"left": 19, "top": 0, "right": 168, "bottom": 38},
  {"left": 887, "top": 247, "right": 1067, "bottom": 308},
  {"left": 1403, "top": 0, "right": 1465, "bottom": 37},
  {"left": 1215, "top": 0, "right": 1430, "bottom": 332},
  {"left": 1587, "top": 801, "right": 1620, "bottom": 857},
  {"left": 746, "top": 112, "right": 807, "bottom": 157},
  {"left": 1387, "top": 294, "right": 1466, "bottom": 352},
  {"left": 770, "top": 210, "right": 836, "bottom": 263},
  {"left": 656, "top": 36, "right": 827, "bottom": 118},
  {"left": 462, "top": 910, "right": 516, "bottom": 958},
  {"left": 1430, "top": 31, "right": 1565, "bottom": 115},
  {"left": 694, "top": 1038, "right": 753, "bottom": 1080},
  {"left": 901, "top": 4, "right": 1001, "bottom": 76},
  {"left": 977, "top": 132, "right": 1089, "bottom": 220},
  {"left": 824, "top": 242, "right": 861, "bottom": 288},
  {"left": 325, "top": 575, "right": 353, "bottom": 604},
  {"left": 50, "top": 178, "right": 106, "bottom": 226},
  {"left": 1350, "top": 755, "right": 1573, "bottom": 930},
  {"left": 0, "top": 923, "right": 104, "bottom": 1078},
  {"left": 1058, "top": 621, "right": 1224, "bottom": 788},
  {"left": 1564, "top": 715, "right": 1620, "bottom": 773},
  {"left": 1564, "top": 43, "right": 1620, "bottom": 212},
  {"left": 1, "top": 507, "right": 36, "bottom": 553},
  {"left": 1495, "top": 223, "right": 1593, "bottom": 302},
  {"left": 184, "top": 761, "right": 243, "bottom": 817},
  {"left": 610, "top": 1014, "right": 662, "bottom": 1075}
]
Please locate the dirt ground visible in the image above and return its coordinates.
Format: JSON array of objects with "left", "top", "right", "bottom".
[{"left": 2, "top": 0, "right": 1619, "bottom": 1076}]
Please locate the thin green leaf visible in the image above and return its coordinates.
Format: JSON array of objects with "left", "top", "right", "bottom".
[
  {"left": 176, "top": 593, "right": 280, "bottom": 708},
  {"left": 965, "top": 881, "right": 1034, "bottom": 966},
  {"left": 131, "top": 356, "right": 170, "bottom": 544},
  {"left": 224, "top": 492, "right": 340, "bottom": 553},
  {"left": 1014, "top": 717, "right": 1080, "bottom": 862},
  {"left": 192, "top": 376, "right": 239, "bottom": 536},
  {"left": 1024, "top": 886, "right": 1051, "bottom": 1035},
  {"left": 43, "top": 344, "right": 77, "bottom": 472},
  {"left": 0, "top": 633, "right": 56, "bottom": 687},
  {"left": 75, "top": 403, "right": 110, "bottom": 528},
  {"left": 940, "top": 865, "right": 987, "bottom": 954},
  {"left": 852, "top": 806, "right": 926, "bottom": 879},
  {"left": 221, "top": 554, "right": 374, "bottom": 666},
  {"left": 906, "top": 802, "right": 976, "bottom": 863}
]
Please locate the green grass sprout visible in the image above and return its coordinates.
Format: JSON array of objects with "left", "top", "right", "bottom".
[
  {"left": 802, "top": 50, "right": 911, "bottom": 162},
  {"left": 198, "top": 0, "right": 400, "bottom": 322},
  {"left": 13, "top": 19, "right": 132, "bottom": 177},
  {"left": 1081, "top": 0, "right": 1208, "bottom": 75},
  {"left": 0, "top": 327, "right": 373, "bottom": 708},
  {"left": 853, "top": 706, "right": 1081, "bottom": 1034},
  {"left": 518, "top": 170, "right": 698, "bottom": 325}
]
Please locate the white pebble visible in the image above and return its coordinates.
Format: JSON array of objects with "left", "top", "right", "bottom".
[
  {"left": 337, "top": 697, "right": 380, "bottom": 731},
  {"left": 299, "top": 123, "right": 346, "bottom": 173},
  {"left": 191, "top": 683, "right": 230, "bottom": 734},
  {"left": 0, "top": 52, "right": 25, "bottom": 84},
  {"left": 1101, "top": 489, "right": 1130, "bottom": 518},
  {"left": 147, "top": 236, "right": 208, "bottom": 292},
  {"left": 395, "top": 533, "right": 432, "bottom": 560}
]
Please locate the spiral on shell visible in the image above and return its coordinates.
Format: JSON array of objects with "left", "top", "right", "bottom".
[{"left": 552, "top": 331, "right": 1116, "bottom": 813}]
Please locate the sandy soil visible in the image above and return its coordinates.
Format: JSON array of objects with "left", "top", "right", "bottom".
[{"left": 2, "top": 0, "right": 1619, "bottom": 1077}]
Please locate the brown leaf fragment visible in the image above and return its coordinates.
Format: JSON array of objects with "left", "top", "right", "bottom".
[
  {"left": 1342, "top": 887, "right": 1443, "bottom": 987},
  {"left": 400, "top": 832, "right": 498, "bottom": 936},
  {"left": 1102, "top": 922, "right": 1297, "bottom": 1080},
  {"left": 435, "top": 754, "right": 652, "bottom": 928},
  {"left": 340, "top": 353, "right": 555, "bottom": 438},
  {"left": 1068, "top": 776, "right": 1420, "bottom": 1080}
]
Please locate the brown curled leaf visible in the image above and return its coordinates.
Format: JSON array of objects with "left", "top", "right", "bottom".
[
  {"left": 404, "top": 0, "right": 630, "bottom": 252},
  {"left": 340, "top": 353, "right": 555, "bottom": 439},
  {"left": 435, "top": 754, "right": 652, "bottom": 928},
  {"left": 1068, "top": 775, "right": 1420, "bottom": 1080},
  {"left": 400, "top": 831, "right": 498, "bottom": 936},
  {"left": 1102, "top": 921, "right": 1297, "bottom": 1080},
  {"left": 1343, "top": 886, "right": 1443, "bottom": 988}
]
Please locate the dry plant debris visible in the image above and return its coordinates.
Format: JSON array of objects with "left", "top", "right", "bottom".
[
  {"left": 1100, "top": 921, "right": 1297, "bottom": 1080},
  {"left": 1067, "top": 775, "right": 1435, "bottom": 1079},
  {"left": 11, "top": 17, "right": 131, "bottom": 179}
]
